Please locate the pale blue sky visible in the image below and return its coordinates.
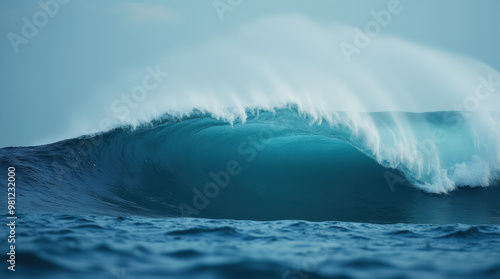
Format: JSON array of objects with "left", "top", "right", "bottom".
[{"left": 0, "top": 0, "right": 499, "bottom": 147}]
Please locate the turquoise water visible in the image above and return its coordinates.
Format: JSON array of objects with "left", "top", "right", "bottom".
[{"left": 1, "top": 109, "right": 499, "bottom": 278}]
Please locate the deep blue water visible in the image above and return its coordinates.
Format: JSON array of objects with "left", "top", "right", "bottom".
[
  {"left": 1, "top": 109, "right": 500, "bottom": 278},
  {"left": 1, "top": 215, "right": 499, "bottom": 279}
]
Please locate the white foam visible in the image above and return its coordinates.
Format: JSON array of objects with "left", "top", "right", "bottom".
[{"left": 80, "top": 15, "right": 500, "bottom": 193}]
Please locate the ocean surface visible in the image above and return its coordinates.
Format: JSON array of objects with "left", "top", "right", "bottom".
[
  {"left": 1, "top": 215, "right": 500, "bottom": 279},
  {"left": 1, "top": 108, "right": 500, "bottom": 278}
]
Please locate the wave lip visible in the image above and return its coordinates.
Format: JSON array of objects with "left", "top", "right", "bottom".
[{"left": 1, "top": 108, "right": 500, "bottom": 223}]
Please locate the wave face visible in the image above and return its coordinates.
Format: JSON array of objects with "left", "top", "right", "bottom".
[{"left": 1, "top": 107, "right": 499, "bottom": 223}]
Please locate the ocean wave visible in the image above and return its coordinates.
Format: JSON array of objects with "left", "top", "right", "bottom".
[{"left": 1, "top": 107, "right": 500, "bottom": 223}]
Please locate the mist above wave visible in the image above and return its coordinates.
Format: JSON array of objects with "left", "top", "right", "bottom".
[{"left": 72, "top": 15, "right": 500, "bottom": 193}]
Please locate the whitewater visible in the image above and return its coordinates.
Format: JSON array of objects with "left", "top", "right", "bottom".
[{"left": 1, "top": 15, "right": 500, "bottom": 279}]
